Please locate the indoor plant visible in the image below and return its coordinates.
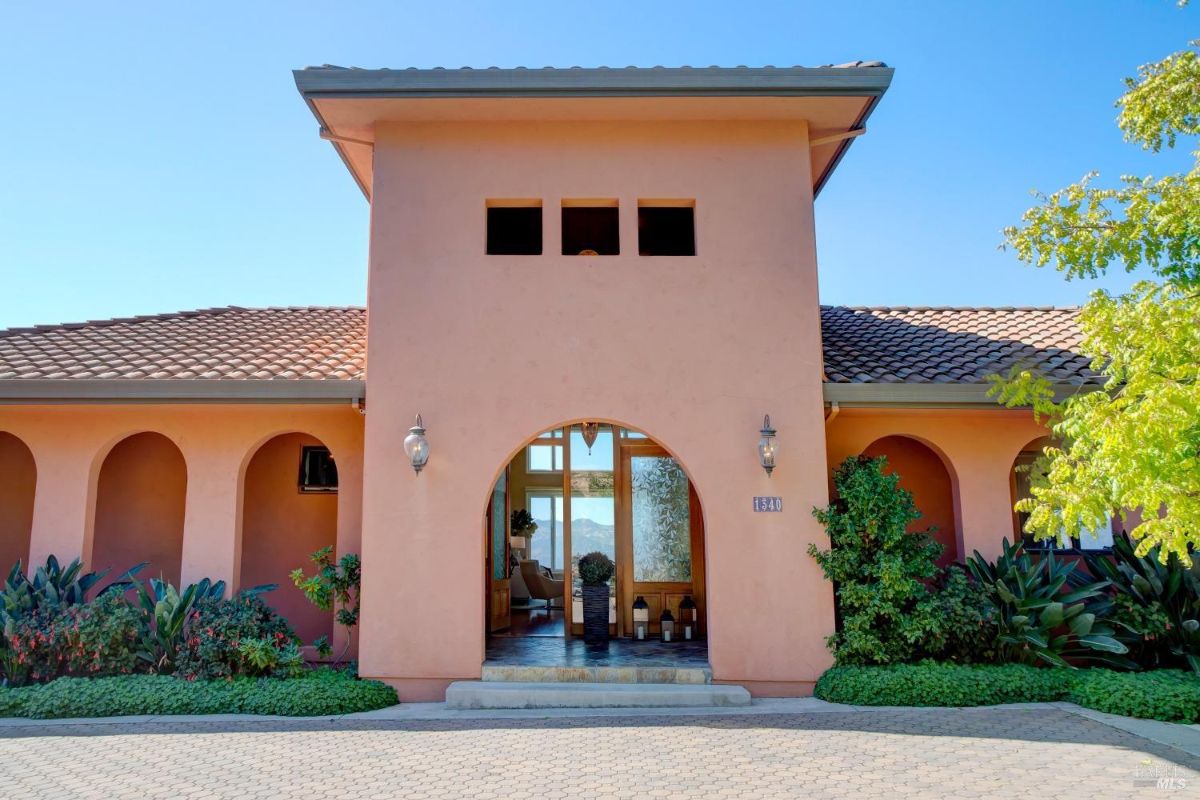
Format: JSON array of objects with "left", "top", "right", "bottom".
[{"left": 577, "top": 552, "right": 615, "bottom": 643}]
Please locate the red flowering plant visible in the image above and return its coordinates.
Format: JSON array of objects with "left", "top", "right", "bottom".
[
  {"left": 3, "top": 593, "right": 143, "bottom": 686},
  {"left": 173, "top": 590, "right": 299, "bottom": 681}
]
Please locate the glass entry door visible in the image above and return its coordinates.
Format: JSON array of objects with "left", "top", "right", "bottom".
[{"left": 616, "top": 441, "right": 705, "bottom": 639}]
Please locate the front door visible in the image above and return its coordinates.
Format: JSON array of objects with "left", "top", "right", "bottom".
[{"left": 616, "top": 441, "right": 705, "bottom": 639}]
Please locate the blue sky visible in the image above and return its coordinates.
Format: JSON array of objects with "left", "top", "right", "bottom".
[{"left": 1, "top": 1, "right": 1193, "bottom": 328}]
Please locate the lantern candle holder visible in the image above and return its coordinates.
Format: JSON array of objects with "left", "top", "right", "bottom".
[
  {"left": 659, "top": 609, "right": 675, "bottom": 642},
  {"left": 632, "top": 596, "right": 650, "bottom": 641},
  {"left": 679, "top": 596, "right": 698, "bottom": 641}
]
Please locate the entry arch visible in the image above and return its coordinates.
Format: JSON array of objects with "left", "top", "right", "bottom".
[
  {"left": 0, "top": 432, "right": 36, "bottom": 573},
  {"left": 861, "top": 434, "right": 961, "bottom": 566}
]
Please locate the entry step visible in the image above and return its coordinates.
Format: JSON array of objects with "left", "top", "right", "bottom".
[
  {"left": 482, "top": 664, "right": 711, "bottom": 684},
  {"left": 447, "top": 681, "right": 751, "bottom": 710}
]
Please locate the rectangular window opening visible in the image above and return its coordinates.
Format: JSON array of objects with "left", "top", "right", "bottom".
[
  {"left": 638, "top": 202, "right": 695, "bottom": 256},
  {"left": 299, "top": 446, "right": 338, "bottom": 493},
  {"left": 562, "top": 201, "right": 619, "bottom": 256},
  {"left": 487, "top": 201, "right": 542, "bottom": 255}
]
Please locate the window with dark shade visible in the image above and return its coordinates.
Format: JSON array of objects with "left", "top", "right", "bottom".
[
  {"left": 638, "top": 205, "right": 695, "bottom": 256},
  {"left": 562, "top": 205, "right": 619, "bottom": 255},
  {"left": 487, "top": 205, "right": 542, "bottom": 255},
  {"left": 299, "top": 446, "right": 338, "bottom": 493}
]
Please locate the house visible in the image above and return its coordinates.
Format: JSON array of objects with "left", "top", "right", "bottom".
[{"left": 0, "top": 64, "right": 1107, "bottom": 700}]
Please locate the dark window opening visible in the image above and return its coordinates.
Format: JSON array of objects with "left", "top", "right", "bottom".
[
  {"left": 639, "top": 206, "right": 695, "bottom": 256},
  {"left": 487, "top": 206, "right": 542, "bottom": 255},
  {"left": 299, "top": 446, "right": 338, "bottom": 493},
  {"left": 562, "top": 206, "right": 619, "bottom": 255}
]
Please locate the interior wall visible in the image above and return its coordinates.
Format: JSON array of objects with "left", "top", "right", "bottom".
[
  {"left": 0, "top": 432, "right": 36, "bottom": 573},
  {"left": 862, "top": 435, "right": 958, "bottom": 566},
  {"left": 241, "top": 433, "right": 337, "bottom": 644},
  {"left": 92, "top": 432, "right": 187, "bottom": 585}
]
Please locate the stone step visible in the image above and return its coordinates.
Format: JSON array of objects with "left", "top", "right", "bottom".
[
  {"left": 446, "top": 681, "right": 752, "bottom": 710},
  {"left": 481, "top": 664, "right": 711, "bottom": 685}
]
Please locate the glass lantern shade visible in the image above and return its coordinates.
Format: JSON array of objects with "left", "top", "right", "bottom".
[
  {"left": 758, "top": 414, "right": 777, "bottom": 476},
  {"left": 679, "top": 596, "right": 698, "bottom": 641},
  {"left": 632, "top": 596, "right": 650, "bottom": 641},
  {"left": 403, "top": 414, "right": 430, "bottom": 474},
  {"left": 659, "top": 609, "right": 675, "bottom": 643}
]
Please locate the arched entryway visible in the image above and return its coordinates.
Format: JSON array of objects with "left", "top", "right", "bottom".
[
  {"left": 484, "top": 422, "right": 706, "bottom": 652},
  {"left": 92, "top": 432, "right": 187, "bottom": 585},
  {"left": 862, "top": 435, "right": 959, "bottom": 566},
  {"left": 0, "top": 432, "right": 36, "bottom": 573},
  {"left": 240, "top": 433, "right": 337, "bottom": 645}
]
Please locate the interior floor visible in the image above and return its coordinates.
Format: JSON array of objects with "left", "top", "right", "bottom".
[
  {"left": 499, "top": 601, "right": 565, "bottom": 637},
  {"left": 485, "top": 634, "right": 709, "bottom": 667}
]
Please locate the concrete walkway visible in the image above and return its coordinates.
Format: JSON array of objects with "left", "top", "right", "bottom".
[{"left": 0, "top": 700, "right": 1196, "bottom": 798}]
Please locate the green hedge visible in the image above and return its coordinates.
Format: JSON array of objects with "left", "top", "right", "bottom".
[
  {"left": 0, "top": 669, "right": 398, "bottom": 720},
  {"left": 815, "top": 663, "right": 1200, "bottom": 723}
]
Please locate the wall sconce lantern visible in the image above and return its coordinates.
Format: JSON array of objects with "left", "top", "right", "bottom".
[
  {"left": 679, "top": 596, "right": 697, "bottom": 641},
  {"left": 659, "top": 608, "right": 675, "bottom": 642},
  {"left": 632, "top": 596, "right": 650, "bottom": 641},
  {"left": 758, "top": 415, "right": 778, "bottom": 476},
  {"left": 403, "top": 414, "right": 430, "bottom": 475}
]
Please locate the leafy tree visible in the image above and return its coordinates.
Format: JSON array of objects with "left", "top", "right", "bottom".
[
  {"left": 994, "top": 37, "right": 1200, "bottom": 562},
  {"left": 290, "top": 547, "right": 361, "bottom": 663},
  {"left": 809, "top": 456, "right": 944, "bottom": 665}
]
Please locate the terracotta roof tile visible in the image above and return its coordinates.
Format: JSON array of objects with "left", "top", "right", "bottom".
[
  {"left": 0, "top": 304, "right": 1096, "bottom": 387},
  {"left": 820, "top": 306, "right": 1098, "bottom": 384},
  {"left": 0, "top": 307, "right": 366, "bottom": 381}
]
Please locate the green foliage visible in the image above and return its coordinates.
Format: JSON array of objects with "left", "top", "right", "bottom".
[
  {"left": 809, "top": 456, "right": 943, "bottom": 665},
  {"left": 290, "top": 547, "right": 360, "bottom": 662},
  {"left": 577, "top": 551, "right": 615, "bottom": 586},
  {"left": 996, "top": 38, "right": 1200, "bottom": 562},
  {"left": 814, "top": 663, "right": 1200, "bottom": 722},
  {"left": 965, "top": 539, "right": 1133, "bottom": 669},
  {"left": 1083, "top": 532, "right": 1200, "bottom": 672},
  {"left": 1067, "top": 668, "right": 1200, "bottom": 723},
  {"left": 175, "top": 592, "right": 298, "bottom": 681},
  {"left": 917, "top": 566, "right": 997, "bottom": 663},
  {"left": 815, "top": 663, "right": 1069, "bottom": 707},
  {"left": 2, "top": 593, "right": 143, "bottom": 687},
  {"left": 134, "top": 577, "right": 225, "bottom": 674},
  {"left": 0, "top": 669, "right": 398, "bottom": 719},
  {"left": 510, "top": 508, "right": 537, "bottom": 536}
]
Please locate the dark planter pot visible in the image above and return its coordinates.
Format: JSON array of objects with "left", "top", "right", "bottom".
[{"left": 581, "top": 584, "right": 610, "bottom": 643}]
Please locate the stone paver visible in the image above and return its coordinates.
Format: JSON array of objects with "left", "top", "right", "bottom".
[{"left": 0, "top": 707, "right": 1196, "bottom": 799}]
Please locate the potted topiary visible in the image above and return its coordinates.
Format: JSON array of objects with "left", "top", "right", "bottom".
[
  {"left": 577, "top": 551, "right": 615, "bottom": 643},
  {"left": 510, "top": 508, "right": 538, "bottom": 553}
]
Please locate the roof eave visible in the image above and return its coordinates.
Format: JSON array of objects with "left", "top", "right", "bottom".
[
  {"left": 0, "top": 379, "right": 365, "bottom": 404},
  {"left": 823, "top": 382, "right": 1097, "bottom": 408}
]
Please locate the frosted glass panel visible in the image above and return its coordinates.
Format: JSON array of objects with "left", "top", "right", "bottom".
[{"left": 631, "top": 455, "right": 691, "bottom": 582}]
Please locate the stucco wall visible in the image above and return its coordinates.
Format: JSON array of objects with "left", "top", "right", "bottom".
[
  {"left": 241, "top": 433, "right": 337, "bottom": 644},
  {"left": 0, "top": 431, "right": 35, "bottom": 572},
  {"left": 92, "top": 432, "right": 187, "bottom": 586},
  {"left": 360, "top": 118, "right": 832, "bottom": 699},
  {"left": 826, "top": 407, "right": 1050, "bottom": 561},
  {"left": 862, "top": 435, "right": 958, "bottom": 565}
]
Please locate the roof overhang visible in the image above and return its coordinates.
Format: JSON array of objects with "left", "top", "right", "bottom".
[
  {"left": 0, "top": 379, "right": 364, "bottom": 404},
  {"left": 823, "top": 383, "right": 1097, "bottom": 408},
  {"left": 294, "top": 65, "right": 894, "bottom": 199}
]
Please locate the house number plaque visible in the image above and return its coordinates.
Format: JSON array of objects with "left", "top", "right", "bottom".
[{"left": 753, "top": 496, "right": 783, "bottom": 512}]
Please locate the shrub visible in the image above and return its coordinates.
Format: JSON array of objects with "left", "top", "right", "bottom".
[
  {"left": 0, "top": 668, "right": 398, "bottom": 719},
  {"left": 965, "top": 538, "right": 1133, "bottom": 669},
  {"left": 134, "top": 577, "right": 226, "bottom": 674},
  {"left": 809, "top": 456, "right": 944, "bottom": 665},
  {"left": 1083, "top": 532, "right": 1200, "bottom": 673},
  {"left": 174, "top": 592, "right": 298, "bottom": 681},
  {"left": 1068, "top": 668, "right": 1200, "bottom": 723},
  {"left": 3, "top": 592, "right": 143, "bottom": 686},
  {"left": 917, "top": 566, "right": 997, "bottom": 663},
  {"left": 815, "top": 663, "right": 1069, "bottom": 707},
  {"left": 577, "top": 552, "right": 615, "bottom": 586},
  {"left": 290, "top": 546, "right": 361, "bottom": 662}
]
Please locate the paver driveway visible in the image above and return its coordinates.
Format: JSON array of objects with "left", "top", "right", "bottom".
[{"left": 0, "top": 707, "right": 1195, "bottom": 799}]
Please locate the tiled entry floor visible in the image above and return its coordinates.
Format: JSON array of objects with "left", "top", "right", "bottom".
[{"left": 485, "top": 636, "right": 708, "bottom": 668}]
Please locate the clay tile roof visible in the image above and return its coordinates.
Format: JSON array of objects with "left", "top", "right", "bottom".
[
  {"left": 0, "top": 304, "right": 1096, "bottom": 389},
  {"left": 820, "top": 306, "right": 1099, "bottom": 384},
  {"left": 0, "top": 307, "right": 366, "bottom": 381}
]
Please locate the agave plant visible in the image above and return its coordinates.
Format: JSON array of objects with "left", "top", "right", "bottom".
[
  {"left": 966, "top": 538, "right": 1134, "bottom": 669},
  {"left": 1083, "top": 532, "right": 1200, "bottom": 673},
  {"left": 135, "top": 577, "right": 225, "bottom": 674}
]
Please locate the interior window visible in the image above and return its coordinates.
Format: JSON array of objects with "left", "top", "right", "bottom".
[
  {"left": 527, "top": 442, "right": 564, "bottom": 472},
  {"left": 486, "top": 202, "right": 542, "bottom": 255},
  {"left": 298, "top": 446, "right": 338, "bottom": 493},
  {"left": 562, "top": 203, "right": 619, "bottom": 255},
  {"left": 638, "top": 204, "right": 695, "bottom": 256},
  {"left": 526, "top": 490, "right": 565, "bottom": 572}
]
